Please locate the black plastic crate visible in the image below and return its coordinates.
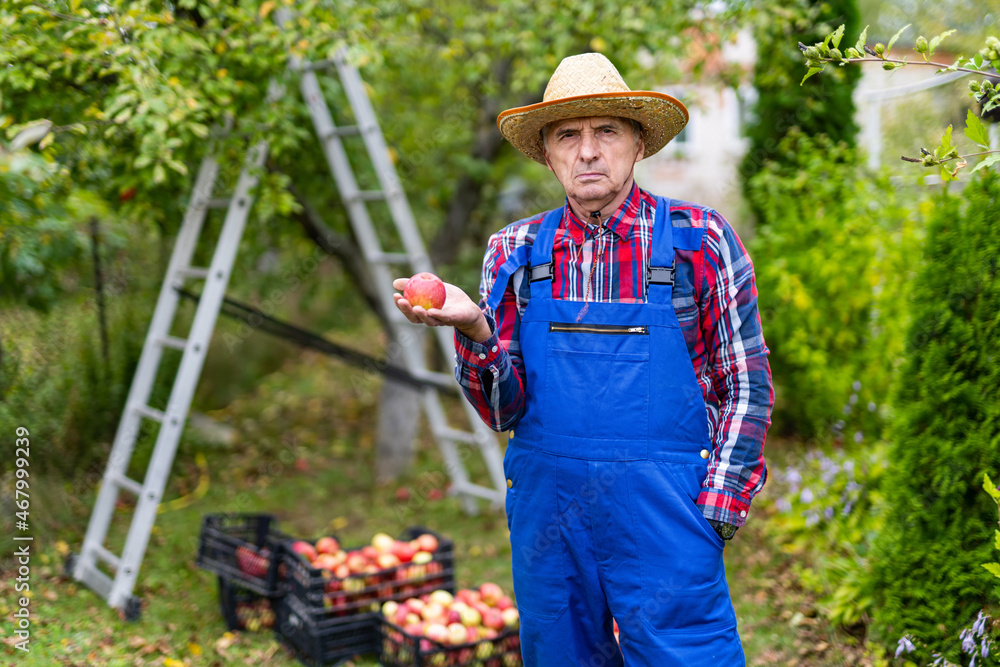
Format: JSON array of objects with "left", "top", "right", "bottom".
[
  {"left": 196, "top": 513, "right": 289, "bottom": 596},
  {"left": 276, "top": 593, "right": 380, "bottom": 667},
  {"left": 218, "top": 576, "right": 278, "bottom": 632},
  {"left": 379, "top": 618, "right": 522, "bottom": 667},
  {"left": 280, "top": 526, "right": 455, "bottom": 622}
]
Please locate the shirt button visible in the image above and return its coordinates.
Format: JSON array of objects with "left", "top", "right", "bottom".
[
  {"left": 491, "top": 345, "right": 498, "bottom": 353},
  {"left": 478, "top": 352, "right": 487, "bottom": 360},
  {"left": 506, "top": 478, "right": 513, "bottom": 489},
  {"left": 740, "top": 510, "right": 747, "bottom": 518},
  {"left": 700, "top": 449, "right": 710, "bottom": 459}
]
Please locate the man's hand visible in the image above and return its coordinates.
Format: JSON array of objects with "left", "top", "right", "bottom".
[
  {"left": 392, "top": 278, "right": 491, "bottom": 342},
  {"left": 706, "top": 519, "right": 738, "bottom": 542}
]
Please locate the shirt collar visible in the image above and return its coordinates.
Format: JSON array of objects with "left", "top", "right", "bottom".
[{"left": 563, "top": 182, "right": 642, "bottom": 245}]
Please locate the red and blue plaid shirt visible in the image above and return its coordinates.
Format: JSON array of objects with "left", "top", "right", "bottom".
[{"left": 453, "top": 184, "right": 772, "bottom": 527}]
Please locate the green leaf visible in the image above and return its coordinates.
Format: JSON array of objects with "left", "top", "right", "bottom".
[
  {"left": 973, "top": 53, "right": 984, "bottom": 69},
  {"left": 830, "top": 24, "right": 845, "bottom": 49},
  {"left": 854, "top": 26, "right": 869, "bottom": 55},
  {"left": 995, "top": 529, "right": 1000, "bottom": 551},
  {"left": 984, "top": 563, "right": 1000, "bottom": 579},
  {"left": 970, "top": 153, "right": 1000, "bottom": 174},
  {"left": 887, "top": 24, "right": 910, "bottom": 55},
  {"left": 965, "top": 110, "right": 991, "bottom": 149},
  {"left": 800, "top": 66, "right": 824, "bottom": 85},
  {"left": 928, "top": 29, "right": 956, "bottom": 56},
  {"left": 986, "top": 473, "right": 1000, "bottom": 501},
  {"left": 936, "top": 125, "right": 955, "bottom": 159}
]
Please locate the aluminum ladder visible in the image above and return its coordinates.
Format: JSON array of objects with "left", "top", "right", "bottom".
[
  {"left": 290, "top": 47, "right": 507, "bottom": 515},
  {"left": 70, "top": 48, "right": 506, "bottom": 618},
  {"left": 69, "top": 136, "right": 269, "bottom": 618}
]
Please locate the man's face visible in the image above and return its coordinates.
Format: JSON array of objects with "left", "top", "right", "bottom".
[{"left": 542, "top": 116, "right": 644, "bottom": 212}]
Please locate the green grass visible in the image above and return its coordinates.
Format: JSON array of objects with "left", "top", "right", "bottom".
[{"left": 1, "top": 347, "right": 881, "bottom": 666}]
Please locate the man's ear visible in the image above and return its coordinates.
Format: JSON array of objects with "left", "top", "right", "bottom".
[
  {"left": 634, "top": 137, "right": 645, "bottom": 164},
  {"left": 542, "top": 147, "right": 554, "bottom": 173}
]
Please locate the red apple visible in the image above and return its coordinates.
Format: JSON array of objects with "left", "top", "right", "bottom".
[
  {"left": 361, "top": 545, "right": 379, "bottom": 562},
  {"left": 290, "top": 540, "right": 317, "bottom": 562},
  {"left": 421, "top": 601, "right": 445, "bottom": 622},
  {"left": 403, "top": 272, "right": 447, "bottom": 310},
  {"left": 496, "top": 595, "right": 513, "bottom": 611},
  {"left": 315, "top": 536, "right": 340, "bottom": 555},
  {"left": 501, "top": 607, "right": 520, "bottom": 630},
  {"left": 483, "top": 607, "right": 504, "bottom": 631},
  {"left": 333, "top": 563, "right": 351, "bottom": 579},
  {"left": 345, "top": 552, "right": 367, "bottom": 572},
  {"left": 415, "top": 533, "right": 439, "bottom": 553},
  {"left": 392, "top": 541, "right": 418, "bottom": 563},
  {"left": 479, "top": 582, "right": 503, "bottom": 607}
]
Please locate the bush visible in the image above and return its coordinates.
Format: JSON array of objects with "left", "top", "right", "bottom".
[
  {"left": 766, "top": 443, "right": 888, "bottom": 629},
  {"left": 747, "top": 130, "right": 920, "bottom": 441},
  {"left": 741, "top": 0, "right": 861, "bottom": 213},
  {"left": 868, "top": 171, "right": 1000, "bottom": 663}
]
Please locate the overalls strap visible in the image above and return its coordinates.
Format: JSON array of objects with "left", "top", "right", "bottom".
[
  {"left": 647, "top": 196, "right": 675, "bottom": 305},
  {"left": 484, "top": 207, "right": 564, "bottom": 312}
]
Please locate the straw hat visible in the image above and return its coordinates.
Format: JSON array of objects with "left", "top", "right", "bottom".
[{"left": 497, "top": 53, "right": 689, "bottom": 164}]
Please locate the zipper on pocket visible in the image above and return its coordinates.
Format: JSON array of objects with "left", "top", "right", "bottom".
[{"left": 549, "top": 322, "right": 648, "bottom": 335}]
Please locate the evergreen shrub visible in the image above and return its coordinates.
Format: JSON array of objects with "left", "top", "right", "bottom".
[
  {"left": 747, "top": 130, "right": 920, "bottom": 441},
  {"left": 869, "top": 171, "right": 1000, "bottom": 663}
]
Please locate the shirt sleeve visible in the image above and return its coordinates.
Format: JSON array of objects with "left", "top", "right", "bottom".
[
  {"left": 695, "top": 212, "right": 773, "bottom": 528},
  {"left": 453, "top": 231, "right": 528, "bottom": 431}
]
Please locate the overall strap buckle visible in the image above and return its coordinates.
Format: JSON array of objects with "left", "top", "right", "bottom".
[
  {"left": 529, "top": 262, "right": 554, "bottom": 282},
  {"left": 648, "top": 265, "right": 674, "bottom": 286}
]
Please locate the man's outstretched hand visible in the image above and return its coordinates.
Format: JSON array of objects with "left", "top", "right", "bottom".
[{"left": 392, "top": 278, "right": 492, "bottom": 343}]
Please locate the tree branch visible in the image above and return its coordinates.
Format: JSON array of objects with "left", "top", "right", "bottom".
[{"left": 278, "top": 169, "right": 389, "bottom": 328}]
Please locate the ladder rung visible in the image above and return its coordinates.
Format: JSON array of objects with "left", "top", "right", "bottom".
[
  {"left": 450, "top": 481, "right": 505, "bottom": 502},
  {"left": 175, "top": 267, "right": 210, "bottom": 280},
  {"left": 413, "top": 369, "right": 456, "bottom": 390},
  {"left": 207, "top": 197, "right": 233, "bottom": 209},
  {"left": 110, "top": 473, "right": 144, "bottom": 496},
  {"left": 321, "top": 126, "right": 361, "bottom": 140},
  {"left": 76, "top": 561, "right": 113, "bottom": 599},
  {"left": 347, "top": 190, "right": 386, "bottom": 203},
  {"left": 302, "top": 58, "right": 335, "bottom": 71},
  {"left": 157, "top": 335, "right": 187, "bottom": 350},
  {"left": 440, "top": 427, "right": 479, "bottom": 445},
  {"left": 371, "top": 252, "right": 409, "bottom": 265},
  {"left": 90, "top": 542, "right": 121, "bottom": 570},
  {"left": 133, "top": 404, "right": 165, "bottom": 423}
]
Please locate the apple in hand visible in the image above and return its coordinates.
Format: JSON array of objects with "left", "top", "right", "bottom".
[{"left": 403, "top": 273, "right": 447, "bottom": 310}]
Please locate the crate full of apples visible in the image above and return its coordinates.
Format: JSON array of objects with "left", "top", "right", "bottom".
[
  {"left": 196, "top": 513, "right": 290, "bottom": 632},
  {"left": 281, "top": 527, "right": 454, "bottom": 621},
  {"left": 379, "top": 584, "right": 522, "bottom": 667}
]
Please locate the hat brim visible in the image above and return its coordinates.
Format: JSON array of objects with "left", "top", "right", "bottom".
[{"left": 497, "top": 91, "right": 689, "bottom": 164}]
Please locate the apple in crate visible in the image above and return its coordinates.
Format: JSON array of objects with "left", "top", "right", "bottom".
[
  {"left": 315, "top": 536, "right": 340, "bottom": 555},
  {"left": 414, "top": 533, "right": 439, "bottom": 553},
  {"left": 371, "top": 532, "right": 396, "bottom": 554},
  {"left": 289, "top": 540, "right": 317, "bottom": 563},
  {"left": 235, "top": 545, "right": 270, "bottom": 578}
]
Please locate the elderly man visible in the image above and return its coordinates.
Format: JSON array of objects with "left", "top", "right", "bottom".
[{"left": 393, "top": 53, "right": 772, "bottom": 666}]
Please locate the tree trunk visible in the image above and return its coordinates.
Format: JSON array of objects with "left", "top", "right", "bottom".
[{"left": 283, "top": 175, "right": 422, "bottom": 482}]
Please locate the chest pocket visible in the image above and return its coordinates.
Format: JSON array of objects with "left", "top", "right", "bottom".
[{"left": 542, "top": 321, "right": 650, "bottom": 441}]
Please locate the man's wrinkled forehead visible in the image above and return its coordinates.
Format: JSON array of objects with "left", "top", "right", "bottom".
[{"left": 545, "top": 116, "right": 633, "bottom": 134}]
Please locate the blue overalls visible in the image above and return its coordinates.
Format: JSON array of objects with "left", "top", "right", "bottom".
[{"left": 486, "top": 197, "right": 744, "bottom": 666}]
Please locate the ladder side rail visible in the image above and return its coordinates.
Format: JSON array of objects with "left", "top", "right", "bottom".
[
  {"left": 334, "top": 51, "right": 508, "bottom": 507},
  {"left": 107, "top": 143, "right": 268, "bottom": 608},
  {"left": 75, "top": 154, "right": 220, "bottom": 582},
  {"left": 298, "top": 68, "right": 413, "bottom": 334},
  {"left": 333, "top": 50, "right": 432, "bottom": 274}
]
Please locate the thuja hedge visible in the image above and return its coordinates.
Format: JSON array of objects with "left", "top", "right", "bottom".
[
  {"left": 869, "top": 170, "right": 1000, "bottom": 661},
  {"left": 747, "top": 130, "right": 919, "bottom": 441}
]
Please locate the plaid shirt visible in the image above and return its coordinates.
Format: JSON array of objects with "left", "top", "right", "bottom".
[{"left": 453, "top": 184, "right": 772, "bottom": 527}]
